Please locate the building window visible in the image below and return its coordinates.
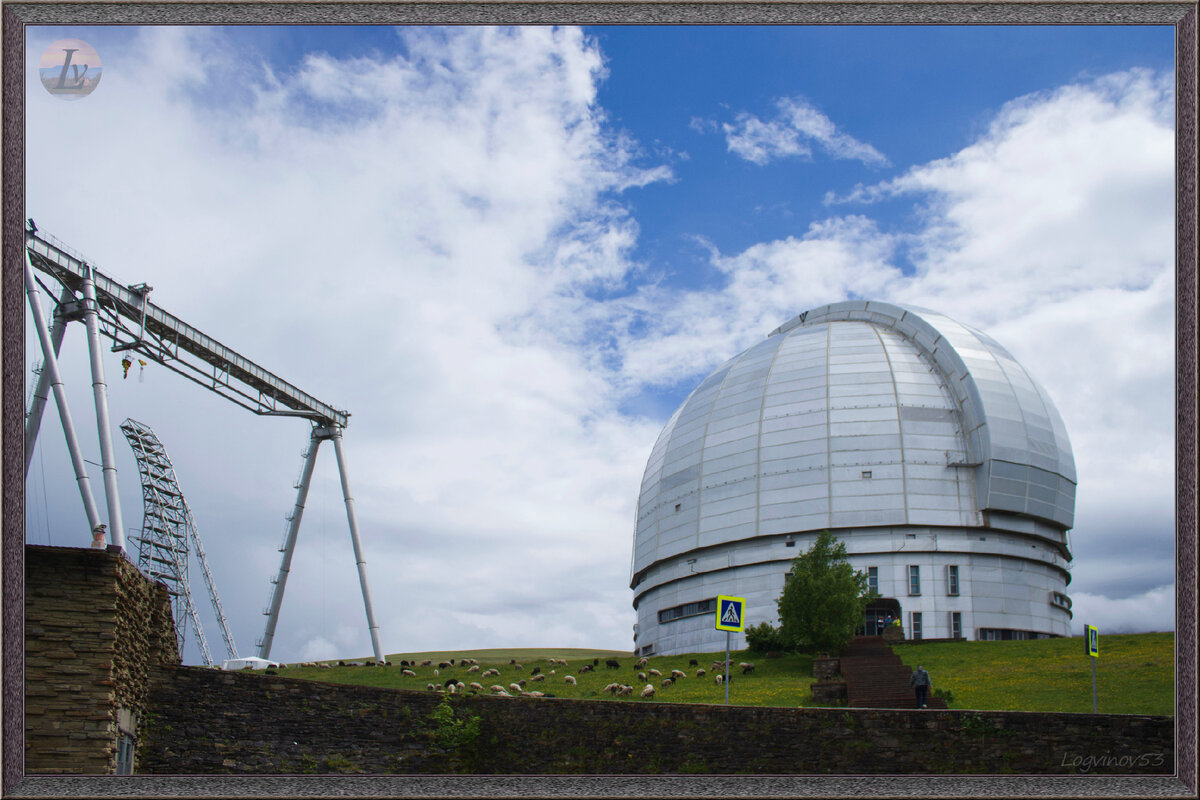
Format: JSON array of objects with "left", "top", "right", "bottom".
[
  {"left": 908, "top": 565, "right": 920, "bottom": 596},
  {"left": 115, "top": 733, "right": 135, "bottom": 775},
  {"left": 910, "top": 612, "right": 923, "bottom": 640},
  {"left": 639, "top": 643, "right": 655, "bottom": 656},
  {"left": 658, "top": 598, "right": 717, "bottom": 624},
  {"left": 947, "top": 565, "right": 959, "bottom": 596},
  {"left": 950, "top": 612, "right": 962, "bottom": 639},
  {"left": 867, "top": 566, "right": 878, "bottom": 594},
  {"left": 979, "top": 628, "right": 1055, "bottom": 641}
]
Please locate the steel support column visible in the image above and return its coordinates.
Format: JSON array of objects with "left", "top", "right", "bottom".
[
  {"left": 24, "top": 255, "right": 103, "bottom": 537},
  {"left": 331, "top": 428, "right": 385, "bottom": 665},
  {"left": 257, "top": 431, "right": 322, "bottom": 661},
  {"left": 80, "top": 265, "right": 126, "bottom": 551},
  {"left": 24, "top": 287, "right": 74, "bottom": 475}
]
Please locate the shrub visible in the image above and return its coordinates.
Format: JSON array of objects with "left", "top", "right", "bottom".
[{"left": 745, "top": 621, "right": 793, "bottom": 653}]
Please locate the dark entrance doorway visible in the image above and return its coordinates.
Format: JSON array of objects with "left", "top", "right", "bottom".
[{"left": 861, "top": 598, "right": 902, "bottom": 636}]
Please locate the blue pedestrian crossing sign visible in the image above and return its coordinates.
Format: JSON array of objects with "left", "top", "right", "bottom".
[
  {"left": 715, "top": 595, "right": 746, "bottom": 632},
  {"left": 1085, "top": 624, "right": 1099, "bottom": 657}
]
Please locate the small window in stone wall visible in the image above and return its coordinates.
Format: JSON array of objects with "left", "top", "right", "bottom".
[{"left": 115, "top": 732, "right": 135, "bottom": 775}]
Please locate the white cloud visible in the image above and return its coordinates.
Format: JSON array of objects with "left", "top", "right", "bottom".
[
  {"left": 1069, "top": 585, "right": 1175, "bottom": 634},
  {"left": 718, "top": 96, "right": 889, "bottom": 167}
]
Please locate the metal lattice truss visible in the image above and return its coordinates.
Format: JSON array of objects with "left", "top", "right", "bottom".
[{"left": 120, "top": 418, "right": 239, "bottom": 665}]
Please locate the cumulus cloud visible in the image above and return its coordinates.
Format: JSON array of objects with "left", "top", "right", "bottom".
[
  {"left": 715, "top": 96, "right": 889, "bottom": 167},
  {"left": 1069, "top": 585, "right": 1175, "bottom": 634}
]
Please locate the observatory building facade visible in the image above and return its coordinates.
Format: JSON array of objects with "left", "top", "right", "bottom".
[{"left": 630, "top": 301, "right": 1076, "bottom": 656}]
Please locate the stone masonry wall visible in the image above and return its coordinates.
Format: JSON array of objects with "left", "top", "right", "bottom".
[
  {"left": 25, "top": 545, "right": 180, "bottom": 774},
  {"left": 138, "top": 666, "right": 1174, "bottom": 775}
]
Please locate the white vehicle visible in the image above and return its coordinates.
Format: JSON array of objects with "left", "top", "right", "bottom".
[{"left": 221, "top": 657, "right": 280, "bottom": 671}]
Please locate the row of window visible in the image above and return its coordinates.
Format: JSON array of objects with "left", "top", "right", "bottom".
[
  {"left": 657, "top": 598, "right": 717, "bottom": 624},
  {"left": 868, "top": 565, "right": 959, "bottom": 596},
  {"left": 904, "top": 611, "right": 962, "bottom": 641}
]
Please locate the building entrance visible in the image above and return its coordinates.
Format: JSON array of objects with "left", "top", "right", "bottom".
[{"left": 862, "top": 598, "right": 902, "bottom": 636}]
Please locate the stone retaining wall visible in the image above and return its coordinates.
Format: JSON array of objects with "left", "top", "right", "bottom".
[{"left": 138, "top": 665, "right": 1173, "bottom": 775}]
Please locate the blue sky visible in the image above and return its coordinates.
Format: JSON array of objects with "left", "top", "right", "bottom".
[{"left": 23, "top": 24, "right": 1176, "bottom": 664}]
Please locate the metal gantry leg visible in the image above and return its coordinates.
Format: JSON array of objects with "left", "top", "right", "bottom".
[
  {"left": 24, "top": 255, "right": 103, "bottom": 537},
  {"left": 257, "top": 430, "right": 323, "bottom": 661},
  {"left": 80, "top": 265, "right": 126, "bottom": 551},
  {"left": 24, "top": 287, "right": 74, "bottom": 476},
  {"left": 331, "top": 427, "right": 385, "bottom": 665}
]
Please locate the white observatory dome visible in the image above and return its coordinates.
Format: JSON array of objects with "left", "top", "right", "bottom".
[{"left": 630, "top": 301, "right": 1077, "bottom": 655}]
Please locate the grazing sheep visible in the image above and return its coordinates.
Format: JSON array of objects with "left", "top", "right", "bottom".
[
  {"left": 580, "top": 664, "right": 594, "bottom": 673},
  {"left": 593, "top": 658, "right": 600, "bottom": 666},
  {"left": 490, "top": 684, "right": 507, "bottom": 693},
  {"left": 447, "top": 683, "right": 457, "bottom": 694},
  {"left": 670, "top": 669, "right": 687, "bottom": 680},
  {"left": 617, "top": 685, "right": 634, "bottom": 696},
  {"left": 740, "top": 662, "right": 756, "bottom": 675},
  {"left": 605, "top": 659, "right": 620, "bottom": 669},
  {"left": 433, "top": 669, "right": 439, "bottom": 677},
  {"left": 444, "top": 678, "right": 458, "bottom": 688},
  {"left": 438, "top": 661, "right": 451, "bottom": 670},
  {"left": 696, "top": 669, "right": 706, "bottom": 678},
  {"left": 564, "top": 675, "right": 576, "bottom": 685},
  {"left": 427, "top": 683, "right": 436, "bottom": 691},
  {"left": 492, "top": 689, "right": 512, "bottom": 697},
  {"left": 469, "top": 682, "right": 484, "bottom": 691},
  {"left": 662, "top": 678, "right": 673, "bottom": 688},
  {"left": 510, "top": 683, "right": 522, "bottom": 694},
  {"left": 481, "top": 668, "right": 499, "bottom": 678},
  {"left": 715, "top": 674, "right": 724, "bottom": 686},
  {"left": 711, "top": 661, "right": 724, "bottom": 672},
  {"left": 637, "top": 672, "right": 647, "bottom": 682},
  {"left": 318, "top": 663, "right": 331, "bottom": 669},
  {"left": 641, "top": 684, "right": 655, "bottom": 698},
  {"left": 603, "top": 682, "right": 622, "bottom": 694},
  {"left": 531, "top": 667, "right": 541, "bottom": 676},
  {"left": 467, "top": 665, "right": 481, "bottom": 673},
  {"left": 420, "top": 660, "right": 433, "bottom": 667},
  {"left": 513, "top": 663, "right": 523, "bottom": 670},
  {"left": 401, "top": 669, "right": 417, "bottom": 678},
  {"left": 634, "top": 657, "right": 649, "bottom": 668},
  {"left": 531, "top": 674, "right": 546, "bottom": 682},
  {"left": 648, "top": 668, "right": 662, "bottom": 678},
  {"left": 689, "top": 659, "right": 698, "bottom": 667},
  {"left": 518, "top": 679, "right": 527, "bottom": 688},
  {"left": 528, "top": 691, "right": 545, "bottom": 698},
  {"left": 549, "top": 669, "right": 556, "bottom": 675}
]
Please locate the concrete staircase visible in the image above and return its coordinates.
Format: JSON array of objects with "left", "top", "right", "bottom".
[{"left": 839, "top": 636, "right": 947, "bottom": 709}]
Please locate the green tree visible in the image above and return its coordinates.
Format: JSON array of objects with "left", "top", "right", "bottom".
[{"left": 777, "top": 530, "right": 875, "bottom": 654}]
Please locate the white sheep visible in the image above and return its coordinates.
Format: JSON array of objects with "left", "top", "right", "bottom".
[
  {"left": 739, "top": 661, "right": 756, "bottom": 674},
  {"left": 640, "top": 684, "right": 655, "bottom": 698},
  {"left": 447, "top": 683, "right": 457, "bottom": 694},
  {"left": 648, "top": 668, "right": 662, "bottom": 677},
  {"left": 490, "top": 685, "right": 507, "bottom": 693},
  {"left": 531, "top": 674, "right": 546, "bottom": 682},
  {"left": 696, "top": 669, "right": 706, "bottom": 678},
  {"left": 637, "top": 672, "right": 647, "bottom": 682},
  {"left": 603, "top": 682, "right": 621, "bottom": 694},
  {"left": 492, "top": 689, "right": 512, "bottom": 697},
  {"left": 635, "top": 657, "right": 649, "bottom": 668},
  {"left": 715, "top": 674, "right": 724, "bottom": 685},
  {"left": 662, "top": 678, "right": 673, "bottom": 688},
  {"left": 401, "top": 668, "right": 417, "bottom": 677},
  {"left": 564, "top": 675, "right": 576, "bottom": 685},
  {"left": 670, "top": 669, "right": 687, "bottom": 680},
  {"left": 433, "top": 668, "right": 439, "bottom": 677},
  {"left": 510, "top": 683, "right": 522, "bottom": 694},
  {"left": 469, "top": 682, "right": 483, "bottom": 691},
  {"left": 467, "top": 664, "right": 481, "bottom": 673},
  {"left": 420, "top": 660, "right": 433, "bottom": 667},
  {"left": 427, "top": 683, "right": 436, "bottom": 691},
  {"left": 617, "top": 685, "right": 634, "bottom": 696}
]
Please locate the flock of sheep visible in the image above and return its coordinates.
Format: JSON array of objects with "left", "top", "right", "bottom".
[{"left": 283, "top": 655, "right": 757, "bottom": 701}]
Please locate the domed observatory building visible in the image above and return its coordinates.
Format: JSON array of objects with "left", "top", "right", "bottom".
[{"left": 630, "top": 301, "right": 1076, "bottom": 656}]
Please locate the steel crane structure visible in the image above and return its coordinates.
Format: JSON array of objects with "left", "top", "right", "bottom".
[
  {"left": 120, "top": 418, "right": 239, "bottom": 666},
  {"left": 23, "top": 220, "right": 385, "bottom": 664}
]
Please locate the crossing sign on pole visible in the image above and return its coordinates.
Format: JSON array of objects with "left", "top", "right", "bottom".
[
  {"left": 716, "top": 595, "right": 746, "bottom": 632},
  {"left": 1085, "top": 624, "right": 1100, "bottom": 657}
]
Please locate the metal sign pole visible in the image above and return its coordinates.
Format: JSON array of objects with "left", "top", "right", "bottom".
[
  {"left": 1091, "top": 656, "right": 1097, "bottom": 713},
  {"left": 724, "top": 631, "right": 731, "bottom": 705}
]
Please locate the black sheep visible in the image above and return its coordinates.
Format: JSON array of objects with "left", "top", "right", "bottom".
[
  {"left": 605, "top": 659, "right": 620, "bottom": 669},
  {"left": 531, "top": 666, "right": 541, "bottom": 676}
]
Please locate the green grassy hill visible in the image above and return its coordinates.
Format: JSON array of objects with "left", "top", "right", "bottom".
[
  {"left": 893, "top": 631, "right": 1175, "bottom": 715},
  {"left": 259, "top": 632, "right": 1173, "bottom": 715}
]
